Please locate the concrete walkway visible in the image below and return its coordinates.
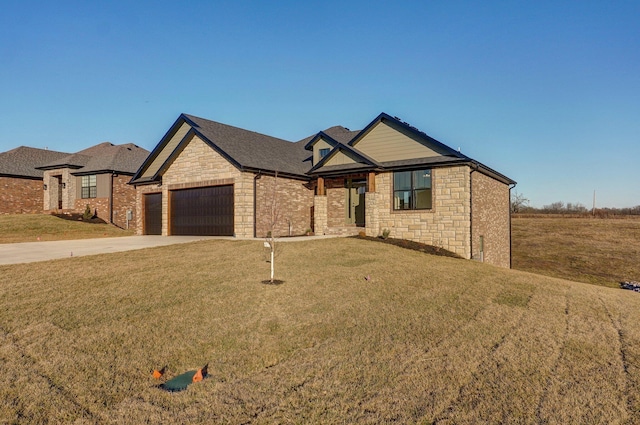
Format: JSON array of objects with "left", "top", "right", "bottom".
[{"left": 0, "top": 234, "right": 343, "bottom": 265}]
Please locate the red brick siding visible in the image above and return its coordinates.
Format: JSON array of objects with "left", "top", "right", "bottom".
[
  {"left": 0, "top": 176, "right": 43, "bottom": 214},
  {"left": 255, "top": 175, "right": 314, "bottom": 237},
  {"left": 326, "top": 177, "right": 346, "bottom": 227},
  {"left": 111, "top": 175, "right": 136, "bottom": 229},
  {"left": 471, "top": 171, "right": 511, "bottom": 268}
]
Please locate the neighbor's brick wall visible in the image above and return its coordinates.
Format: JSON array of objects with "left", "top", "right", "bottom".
[
  {"left": 74, "top": 197, "right": 110, "bottom": 221},
  {"left": 111, "top": 174, "right": 137, "bottom": 229},
  {"left": 0, "top": 176, "right": 43, "bottom": 214},
  {"left": 255, "top": 174, "right": 313, "bottom": 237},
  {"left": 471, "top": 171, "right": 511, "bottom": 268},
  {"left": 136, "top": 134, "right": 254, "bottom": 237},
  {"left": 373, "top": 166, "right": 472, "bottom": 259}
]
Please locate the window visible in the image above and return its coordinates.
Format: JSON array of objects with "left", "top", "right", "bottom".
[
  {"left": 81, "top": 175, "right": 97, "bottom": 198},
  {"left": 319, "top": 148, "right": 330, "bottom": 159},
  {"left": 393, "top": 169, "right": 432, "bottom": 210}
]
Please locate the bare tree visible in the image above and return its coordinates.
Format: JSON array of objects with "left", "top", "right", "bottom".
[
  {"left": 265, "top": 171, "right": 280, "bottom": 283},
  {"left": 511, "top": 191, "right": 530, "bottom": 213}
]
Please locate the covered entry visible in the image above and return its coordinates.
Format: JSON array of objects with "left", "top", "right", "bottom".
[{"left": 169, "top": 185, "right": 234, "bottom": 236}]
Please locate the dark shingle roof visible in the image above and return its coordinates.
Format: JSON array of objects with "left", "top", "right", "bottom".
[
  {"left": 296, "top": 126, "right": 360, "bottom": 146},
  {"left": 73, "top": 143, "right": 150, "bottom": 175},
  {"left": 0, "top": 146, "right": 70, "bottom": 178},
  {"left": 184, "top": 114, "right": 311, "bottom": 177},
  {"left": 36, "top": 142, "right": 149, "bottom": 174}
]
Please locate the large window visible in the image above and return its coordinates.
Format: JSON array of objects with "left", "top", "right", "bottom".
[
  {"left": 393, "top": 169, "right": 432, "bottom": 210},
  {"left": 81, "top": 175, "right": 97, "bottom": 199}
]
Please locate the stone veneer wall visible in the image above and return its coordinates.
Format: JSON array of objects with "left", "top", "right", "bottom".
[
  {"left": 313, "top": 196, "right": 327, "bottom": 234},
  {"left": 0, "top": 176, "right": 43, "bottom": 214},
  {"left": 43, "top": 168, "right": 76, "bottom": 211},
  {"left": 255, "top": 174, "right": 313, "bottom": 237},
  {"left": 135, "top": 134, "right": 254, "bottom": 237},
  {"left": 372, "top": 166, "right": 472, "bottom": 259},
  {"left": 471, "top": 171, "right": 511, "bottom": 268}
]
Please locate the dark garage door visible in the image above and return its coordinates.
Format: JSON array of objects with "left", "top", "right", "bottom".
[
  {"left": 144, "top": 193, "right": 162, "bottom": 235},
  {"left": 170, "top": 185, "right": 234, "bottom": 236}
]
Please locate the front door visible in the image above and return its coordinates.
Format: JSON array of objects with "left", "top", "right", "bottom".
[
  {"left": 345, "top": 179, "right": 366, "bottom": 227},
  {"left": 56, "top": 176, "right": 63, "bottom": 209}
]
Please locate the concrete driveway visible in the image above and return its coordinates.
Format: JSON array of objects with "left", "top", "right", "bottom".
[
  {"left": 0, "top": 236, "right": 218, "bottom": 265},
  {"left": 0, "top": 234, "right": 343, "bottom": 265}
]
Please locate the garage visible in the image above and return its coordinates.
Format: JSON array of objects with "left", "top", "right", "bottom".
[
  {"left": 169, "top": 185, "right": 234, "bottom": 236},
  {"left": 144, "top": 193, "right": 162, "bottom": 235}
]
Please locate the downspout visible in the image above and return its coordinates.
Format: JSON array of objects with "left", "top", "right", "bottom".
[
  {"left": 253, "top": 172, "right": 262, "bottom": 238},
  {"left": 508, "top": 182, "right": 516, "bottom": 269}
]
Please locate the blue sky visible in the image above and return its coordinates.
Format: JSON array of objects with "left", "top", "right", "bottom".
[{"left": 1, "top": 1, "right": 638, "bottom": 208}]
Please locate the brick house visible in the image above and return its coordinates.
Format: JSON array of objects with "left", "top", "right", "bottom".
[
  {"left": 130, "top": 113, "right": 516, "bottom": 268},
  {"left": 0, "top": 147, "right": 70, "bottom": 214},
  {"left": 33, "top": 142, "right": 150, "bottom": 229}
]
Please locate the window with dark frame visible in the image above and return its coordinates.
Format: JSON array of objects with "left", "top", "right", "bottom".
[
  {"left": 319, "top": 148, "right": 330, "bottom": 159},
  {"left": 81, "top": 175, "right": 97, "bottom": 199},
  {"left": 393, "top": 169, "right": 432, "bottom": 210}
]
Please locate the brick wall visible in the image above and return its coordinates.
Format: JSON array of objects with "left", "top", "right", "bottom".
[
  {"left": 0, "top": 176, "right": 43, "bottom": 214},
  {"left": 255, "top": 174, "right": 314, "bottom": 237},
  {"left": 74, "top": 197, "right": 110, "bottom": 221},
  {"left": 325, "top": 177, "right": 346, "bottom": 227},
  {"left": 471, "top": 171, "right": 511, "bottom": 268},
  {"left": 111, "top": 174, "right": 136, "bottom": 229},
  {"left": 373, "top": 166, "right": 472, "bottom": 259}
]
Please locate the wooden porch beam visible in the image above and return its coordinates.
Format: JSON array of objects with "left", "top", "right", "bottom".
[
  {"left": 367, "top": 172, "right": 376, "bottom": 192},
  {"left": 317, "top": 177, "right": 325, "bottom": 196}
]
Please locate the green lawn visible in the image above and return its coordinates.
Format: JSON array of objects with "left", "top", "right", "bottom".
[
  {"left": 1, "top": 238, "right": 639, "bottom": 423},
  {"left": 0, "top": 214, "right": 133, "bottom": 244}
]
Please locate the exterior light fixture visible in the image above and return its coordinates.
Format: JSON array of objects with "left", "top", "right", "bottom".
[
  {"left": 43, "top": 184, "right": 47, "bottom": 190},
  {"left": 62, "top": 183, "right": 66, "bottom": 189}
]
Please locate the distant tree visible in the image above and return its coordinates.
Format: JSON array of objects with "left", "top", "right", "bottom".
[{"left": 511, "top": 191, "right": 530, "bottom": 213}]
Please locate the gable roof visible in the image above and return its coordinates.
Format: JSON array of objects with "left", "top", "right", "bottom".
[
  {"left": 298, "top": 126, "right": 360, "bottom": 148},
  {"left": 131, "top": 112, "right": 515, "bottom": 186},
  {"left": 0, "top": 146, "right": 71, "bottom": 179},
  {"left": 35, "top": 142, "right": 149, "bottom": 175},
  {"left": 131, "top": 114, "right": 313, "bottom": 184}
]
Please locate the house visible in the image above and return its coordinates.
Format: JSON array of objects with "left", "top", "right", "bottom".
[
  {"left": 33, "top": 142, "right": 150, "bottom": 228},
  {"left": 130, "top": 113, "right": 515, "bottom": 267},
  {"left": 0, "top": 147, "right": 70, "bottom": 214}
]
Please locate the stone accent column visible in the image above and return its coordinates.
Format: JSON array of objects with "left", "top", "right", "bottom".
[
  {"left": 365, "top": 192, "right": 379, "bottom": 237},
  {"left": 313, "top": 195, "right": 327, "bottom": 235}
]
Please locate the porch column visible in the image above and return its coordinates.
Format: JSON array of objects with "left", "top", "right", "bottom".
[
  {"left": 313, "top": 195, "right": 327, "bottom": 235},
  {"left": 317, "top": 177, "right": 325, "bottom": 196},
  {"left": 367, "top": 172, "right": 376, "bottom": 192},
  {"left": 365, "top": 192, "right": 379, "bottom": 237}
]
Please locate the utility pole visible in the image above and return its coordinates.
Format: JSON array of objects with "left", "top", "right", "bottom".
[{"left": 592, "top": 190, "right": 596, "bottom": 216}]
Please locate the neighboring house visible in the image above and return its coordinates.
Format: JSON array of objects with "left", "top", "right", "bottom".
[
  {"left": 130, "top": 113, "right": 516, "bottom": 267},
  {"left": 33, "top": 142, "right": 150, "bottom": 229},
  {"left": 0, "top": 147, "right": 70, "bottom": 214}
]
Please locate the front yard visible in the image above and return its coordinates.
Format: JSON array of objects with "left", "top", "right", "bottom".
[{"left": 1, "top": 238, "right": 639, "bottom": 423}]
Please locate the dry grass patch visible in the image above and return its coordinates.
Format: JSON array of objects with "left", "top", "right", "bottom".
[
  {"left": 1, "top": 238, "right": 640, "bottom": 423},
  {"left": 512, "top": 216, "right": 640, "bottom": 288},
  {"left": 0, "top": 214, "right": 133, "bottom": 244}
]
